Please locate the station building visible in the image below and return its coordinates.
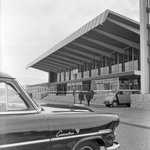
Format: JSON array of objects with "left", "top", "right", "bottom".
[{"left": 26, "top": 0, "right": 150, "bottom": 109}]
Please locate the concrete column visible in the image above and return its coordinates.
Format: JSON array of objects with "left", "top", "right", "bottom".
[{"left": 140, "top": 0, "right": 150, "bottom": 93}]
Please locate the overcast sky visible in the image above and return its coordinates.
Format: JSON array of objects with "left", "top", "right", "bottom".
[{"left": 1, "top": 0, "right": 139, "bottom": 85}]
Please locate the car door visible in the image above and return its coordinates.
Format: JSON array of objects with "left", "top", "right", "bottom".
[
  {"left": 116, "top": 91, "right": 124, "bottom": 104},
  {"left": 123, "top": 91, "right": 131, "bottom": 104},
  {"left": 0, "top": 81, "right": 50, "bottom": 150}
]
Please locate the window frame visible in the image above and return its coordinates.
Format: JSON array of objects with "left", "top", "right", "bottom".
[{"left": 0, "top": 80, "right": 38, "bottom": 115}]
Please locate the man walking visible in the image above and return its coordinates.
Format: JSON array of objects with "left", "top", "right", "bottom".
[
  {"left": 78, "top": 90, "right": 84, "bottom": 104},
  {"left": 90, "top": 89, "right": 94, "bottom": 101}
]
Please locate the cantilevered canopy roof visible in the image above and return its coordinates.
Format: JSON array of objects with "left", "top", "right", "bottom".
[{"left": 26, "top": 10, "right": 140, "bottom": 73}]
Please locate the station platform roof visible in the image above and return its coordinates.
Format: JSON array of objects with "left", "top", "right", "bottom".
[{"left": 26, "top": 9, "right": 140, "bottom": 73}]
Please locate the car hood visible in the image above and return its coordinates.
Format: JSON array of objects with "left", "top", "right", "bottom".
[
  {"left": 40, "top": 103, "right": 93, "bottom": 113},
  {"left": 105, "top": 95, "right": 114, "bottom": 101}
]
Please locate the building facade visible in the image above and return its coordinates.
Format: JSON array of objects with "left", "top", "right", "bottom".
[{"left": 26, "top": 1, "right": 150, "bottom": 109}]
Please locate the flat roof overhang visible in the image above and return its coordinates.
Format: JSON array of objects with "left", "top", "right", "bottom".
[
  {"left": 26, "top": 9, "right": 140, "bottom": 73},
  {"left": 35, "top": 70, "right": 140, "bottom": 86},
  {"left": 28, "top": 70, "right": 141, "bottom": 87}
]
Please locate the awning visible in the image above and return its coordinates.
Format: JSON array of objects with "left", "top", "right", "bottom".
[{"left": 26, "top": 9, "right": 140, "bottom": 73}]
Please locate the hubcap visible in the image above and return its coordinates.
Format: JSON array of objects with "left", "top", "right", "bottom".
[
  {"left": 113, "top": 102, "right": 117, "bottom": 107},
  {"left": 80, "top": 146, "right": 93, "bottom": 150}
]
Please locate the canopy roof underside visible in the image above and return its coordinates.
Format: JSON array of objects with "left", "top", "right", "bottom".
[{"left": 26, "top": 9, "right": 140, "bottom": 73}]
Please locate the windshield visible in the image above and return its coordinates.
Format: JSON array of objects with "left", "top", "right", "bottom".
[{"left": 15, "top": 79, "right": 41, "bottom": 111}]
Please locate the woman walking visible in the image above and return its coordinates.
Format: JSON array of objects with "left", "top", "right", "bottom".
[
  {"left": 78, "top": 90, "right": 84, "bottom": 104},
  {"left": 86, "top": 91, "right": 92, "bottom": 106}
]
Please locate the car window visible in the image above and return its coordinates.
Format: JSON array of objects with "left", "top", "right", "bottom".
[
  {"left": 123, "top": 91, "right": 131, "bottom": 95},
  {"left": 117, "top": 91, "right": 123, "bottom": 95},
  {"left": 0, "top": 83, "right": 6, "bottom": 111},
  {"left": 0, "top": 82, "right": 28, "bottom": 112}
]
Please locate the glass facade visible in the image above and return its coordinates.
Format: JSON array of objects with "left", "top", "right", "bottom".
[
  {"left": 91, "top": 78, "right": 119, "bottom": 91},
  {"left": 54, "top": 47, "right": 140, "bottom": 94}
]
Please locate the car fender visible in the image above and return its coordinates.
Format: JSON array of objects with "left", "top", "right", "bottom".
[
  {"left": 72, "top": 136, "right": 104, "bottom": 150},
  {"left": 114, "top": 94, "right": 120, "bottom": 104},
  {"left": 112, "top": 99, "right": 119, "bottom": 105}
]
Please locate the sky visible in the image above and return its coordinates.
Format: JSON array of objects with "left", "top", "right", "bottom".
[{"left": 1, "top": 0, "right": 139, "bottom": 85}]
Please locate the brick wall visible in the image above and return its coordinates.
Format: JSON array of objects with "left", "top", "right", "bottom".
[{"left": 131, "top": 94, "right": 150, "bottom": 109}]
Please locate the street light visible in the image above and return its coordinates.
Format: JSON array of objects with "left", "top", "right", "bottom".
[{"left": 73, "top": 69, "right": 78, "bottom": 104}]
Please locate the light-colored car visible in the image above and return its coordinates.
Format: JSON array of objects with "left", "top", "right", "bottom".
[{"left": 104, "top": 90, "right": 140, "bottom": 107}]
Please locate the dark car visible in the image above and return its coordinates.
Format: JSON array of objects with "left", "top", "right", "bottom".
[{"left": 0, "top": 72, "right": 120, "bottom": 150}]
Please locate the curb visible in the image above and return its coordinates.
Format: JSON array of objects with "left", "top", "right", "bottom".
[{"left": 120, "top": 121, "right": 150, "bottom": 129}]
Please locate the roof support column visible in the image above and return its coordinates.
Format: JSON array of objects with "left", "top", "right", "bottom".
[
  {"left": 140, "top": 0, "right": 150, "bottom": 93},
  {"left": 89, "top": 63, "right": 92, "bottom": 77},
  {"left": 108, "top": 57, "right": 112, "bottom": 74},
  {"left": 48, "top": 71, "right": 57, "bottom": 83}
]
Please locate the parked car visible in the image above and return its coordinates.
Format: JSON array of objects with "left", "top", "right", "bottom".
[
  {"left": 104, "top": 90, "right": 140, "bottom": 107},
  {"left": 0, "top": 72, "right": 120, "bottom": 150}
]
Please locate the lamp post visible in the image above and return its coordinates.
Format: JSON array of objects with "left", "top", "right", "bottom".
[{"left": 73, "top": 69, "right": 78, "bottom": 104}]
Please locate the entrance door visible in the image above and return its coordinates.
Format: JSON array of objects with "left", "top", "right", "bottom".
[{"left": 83, "top": 80, "right": 91, "bottom": 92}]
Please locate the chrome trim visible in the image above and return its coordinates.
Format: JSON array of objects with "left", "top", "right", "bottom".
[
  {"left": 6, "top": 81, "right": 21, "bottom": 94},
  {"left": 0, "top": 139, "right": 50, "bottom": 148},
  {"left": 106, "top": 142, "right": 120, "bottom": 150},
  {"left": 0, "top": 110, "right": 37, "bottom": 115},
  {"left": 51, "top": 129, "right": 112, "bottom": 141}
]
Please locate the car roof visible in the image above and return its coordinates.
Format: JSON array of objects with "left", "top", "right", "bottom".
[{"left": 0, "top": 72, "right": 14, "bottom": 79}]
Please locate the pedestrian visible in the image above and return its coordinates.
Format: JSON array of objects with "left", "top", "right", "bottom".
[
  {"left": 29, "top": 93, "right": 32, "bottom": 98},
  {"left": 73, "top": 88, "right": 75, "bottom": 96},
  {"left": 78, "top": 90, "right": 84, "bottom": 104},
  {"left": 86, "top": 90, "right": 92, "bottom": 106},
  {"left": 90, "top": 89, "right": 94, "bottom": 101}
]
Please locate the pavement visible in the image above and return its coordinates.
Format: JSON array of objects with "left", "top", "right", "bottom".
[{"left": 35, "top": 97, "right": 150, "bottom": 129}]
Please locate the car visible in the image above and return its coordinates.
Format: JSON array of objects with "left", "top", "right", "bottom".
[
  {"left": 0, "top": 72, "right": 120, "bottom": 150},
  {"left": 104, "top": 90, "right": 140, "bottom": 107}
]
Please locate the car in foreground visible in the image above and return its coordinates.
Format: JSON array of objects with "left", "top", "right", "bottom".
[
  {"left": 104, "top": 90, "right": 140, "bottom": 107},
  {"left": 0, "top": 72, "right": 120, "bottom": 150}
]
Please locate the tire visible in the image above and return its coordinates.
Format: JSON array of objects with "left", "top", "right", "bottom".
[
  {"left": 106, "top": 104, "right": 110, "bottom": 107},
  {"left": 112, "top": 101, "right": 118, "bottom": 107},
  {"left": 127, "top": 104, "right": 130, "bottom": 107},
  {"left": 75, "top": 141, "right": 100, "bottom": 150}
]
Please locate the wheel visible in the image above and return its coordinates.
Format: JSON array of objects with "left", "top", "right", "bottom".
[
  {"left": 127, "top": 104, "right": 130, "bottom": 107},
  {"left": 112, "top": 101, "right": 118, "bottom": 107},
  {"left": 106, "top": 104, "right": 110, "bottom": 107},
  {"left": 75, "top": 141, "right": 100, "bottom": 150}
]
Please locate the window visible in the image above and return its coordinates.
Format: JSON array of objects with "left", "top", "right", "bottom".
[
  {"left": 119, "top": 53, "right": 123, "bottom": 64},
  {"left": 111, "top": 53, "right": 115, "bottom": 65},
  {"left": 104, "top": 79, "right": 110, "bottom": 90},
  {"left": 124, "top": 49, "right": 129, "bottom": 63},
  {"left": 129, "top": 47, "right": 133, "bottom": 61},
  {"left": 0, "top": 83, "right": 6, "bottom": 112},
  {"left": 99, "top": 57, "right": 103, "bottom": 67},
  {"left": 95, "top": 60, "right": 99, "bottom": 69},
  {"left": 106, "top": 57, "right": 110, "bottom": 67},
  {"left": 117, "top": 91, "right": 123, "bottom": 95},
  {"left": 84, "top": 62, "right": 88, "bottom": 71},
  {"left": 133, "top": 48, "right": 139, "bottom": 60},
  {"left": 0, "top": 82, "right": 27, "bottom": 112},
  {"left": 103, "top": 56, "right": 106, "bottom": 67},
  {"left": 91, "top": 59, "right": 96, "bottom": 69}
]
